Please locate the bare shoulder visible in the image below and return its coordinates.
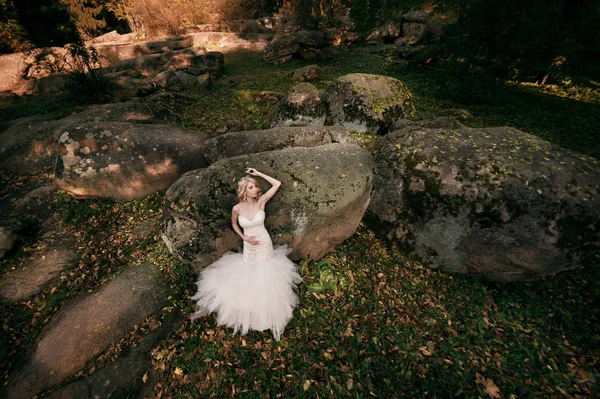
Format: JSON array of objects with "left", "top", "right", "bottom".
[{"left": 231, "top": 203, "right": 242, "bottom": 214}]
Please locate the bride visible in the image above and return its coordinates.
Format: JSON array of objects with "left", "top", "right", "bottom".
[{"left": 191, "top": 168, "right": 302, "bottom": 341}]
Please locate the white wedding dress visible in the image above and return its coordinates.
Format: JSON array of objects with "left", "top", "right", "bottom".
[{"left": 191, "top": 210, "right": 302, "bottom": 341}]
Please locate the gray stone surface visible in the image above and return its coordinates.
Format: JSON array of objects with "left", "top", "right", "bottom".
[
  {"left": 0, "top": 99, "right": 184, "bottom": 175},
  {"left": 162, "top": 143, "right": 374, "bottom": 270},
  {"left": 268, "top": 82, "right": 326, "bottom": 128},
  {"left": 0, "top": 226, "right": 18, "bottom": 259},
  {"left": 0, "top": 236, "right": 79, "bottom": 301},
  {"left": 4, "top": 262, "right": 172, "bottom": 399},
  {"left": 369, "top": 126, "right": 600, "bottom": 282},
  {"left": 54, "top": 121, "right": 208, "bottom": 200},
  {"left": 0, "top": 112, "right": 60, "bottom": 134},
  {"left": 43, "top": 309, "right": 184, "bottom": 399},
  {"left": 264, "top": 30, "right": 328, "bottom": 64},
  {"left": 290, "top": 64, "right": 320, "bottom": 83},
  {"left": 14, "top": 184, "right": 58, "bottom": 211},
  {"left": 392, "top": 116, "right": 465, "bottom": 131},
  {"left": 322, "top": 73, "right": 418, "bottom": 134},
  {"left": 398, "top": 22, "right": 427, "bottom": 45},
  {"left": 203, "top": 126, "right": 351, "bottom": 163}
]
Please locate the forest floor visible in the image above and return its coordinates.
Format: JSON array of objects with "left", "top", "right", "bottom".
[{"left": 1, "top": 44, "right": 599, "bottom": 398}]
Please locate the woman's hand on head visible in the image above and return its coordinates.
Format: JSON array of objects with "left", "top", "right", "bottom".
[{"left": 245, "top": 168, "right": 259, "bottom": 176}]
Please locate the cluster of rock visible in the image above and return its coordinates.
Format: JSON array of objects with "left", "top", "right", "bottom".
[
  {"left": 1, "top": 62, "right": 598, "bottom": 399},
  {"left": 160, "top": 70, "right": 599, "bottom": 283},
  {"left": 264, "top": 26, "right": 332, "bottom": 64},
  {"left": 0, "top": 257, "right": 180, "bottom": 399},
  {"left": 269, "top": 73, "right": 418, "bottom": 134},
  {"left": 262, "top": 16, "right": 361, "bottom": 64},
  {"left": 0, "top": 29, "right": 271, "bottom": 96},
  {"left": 322, "top": 16, "right": 361, "bottom": 47},
  {"left": 105, "top": 49, "right": 224, "bottom": 100},
  {"left": 3, "top": 65, "right": 598, "bottom": 284},
  {"left": 256, "top": 72, "right": 600, "bottom": 283}
]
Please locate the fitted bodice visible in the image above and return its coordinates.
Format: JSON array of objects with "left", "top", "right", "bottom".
[
  {"left": 238, "top": 210, "right": 273, "bottom": 264},
  {"left": 238, "top": 209, "right": 266, "bottom": 229}
]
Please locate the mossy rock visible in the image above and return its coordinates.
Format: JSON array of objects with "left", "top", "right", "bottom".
[
  {"left": 369, "top": 125, "right": 600, "bottom": 282},
  {"left": 268, "top": 82, "right": 326, "bottom": 128},
  {"left": 162, "top": 143, "right": 374, "bottom": 271},
  {"left": 322, "top": 73, "right": 418, "bottom": 135}
]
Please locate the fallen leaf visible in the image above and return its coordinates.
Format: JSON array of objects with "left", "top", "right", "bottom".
[
  {"left": 476, "top": 372, "right": 501, "bottom": 399},
  {"left": 303, "top": 380, "right": 311, "bottom": 391},
  {"left": 142, "top": 372, "right": 148, "bottom": 383}
]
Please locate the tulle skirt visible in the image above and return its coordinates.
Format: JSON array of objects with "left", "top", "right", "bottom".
[{"left": 191, "top": 245, "right": 302, "bottom": 341}]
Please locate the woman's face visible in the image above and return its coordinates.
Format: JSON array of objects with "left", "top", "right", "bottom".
[{"left": 246, "top": 182, "right": 260, "bottom": 199}]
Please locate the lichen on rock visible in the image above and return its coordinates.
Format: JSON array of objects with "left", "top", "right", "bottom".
[
  {"left": 369, "top": 125, "right": 600, "bottom": 282},
  {"left": 322, "top": 73, "right": 418, "bottom": 134}
]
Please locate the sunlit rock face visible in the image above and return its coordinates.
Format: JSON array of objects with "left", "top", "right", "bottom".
[
  {"left": 0, "top": 99, "right": 182, "bottom": 175},
  {"left": 162, "top": 143, "right": 374, "bottom": 271},
  {"left": 322, "top": 73, "right": 418, "bottom": 135},
  {"left": 369, "top": 126, "right": 600, "bottom": 282},
  {"left": 54, "top": 122, "right": 208, "bottom": 201}
]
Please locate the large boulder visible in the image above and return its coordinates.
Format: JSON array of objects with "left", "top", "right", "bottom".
[
  {"left": 268, "top": 82, "right": 327, "bottom": 128},
  {"left": 162, "top": 143, "right": 374, "bottom": 270},
  {"left": 105, "top": 71, "right": 157, "bottom": 100},
  {"left": 369, "top": 126, "right": 600, "bottom": 282},
  {"left": 202, "top": 126, "right": 351, "bottom": 163},
  {"left": 54, "top": 122, "right": 208, "bottom": 200},
  {"left": 322, "top": 73, "right": 418, "bottom": 134},
  {"left": 0, "top": 99, "right": 185, "bottom": 174},
  {"left": 164, "top": 50, "right": 224, "bottom": 77}
]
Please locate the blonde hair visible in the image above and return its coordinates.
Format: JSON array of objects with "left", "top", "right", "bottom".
[{"left": 237, "top": 176, "right": 262, "bottom": 201}]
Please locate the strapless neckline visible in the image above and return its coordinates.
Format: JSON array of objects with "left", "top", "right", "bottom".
[{"left": 238, "top": 209, "right": 264, "bottom": 222}]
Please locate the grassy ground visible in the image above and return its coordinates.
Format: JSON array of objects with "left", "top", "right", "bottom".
[{"left": 1, "top": 44, "right": 599, "bottom": 397}]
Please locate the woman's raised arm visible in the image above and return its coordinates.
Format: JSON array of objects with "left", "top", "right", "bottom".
[{"left": 246, "top": 168, "right": 281, "bottom": 204}]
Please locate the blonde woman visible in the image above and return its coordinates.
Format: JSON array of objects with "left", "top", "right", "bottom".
[{"left": 191, "top": 168, "right": 302, "bottom": 341}]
